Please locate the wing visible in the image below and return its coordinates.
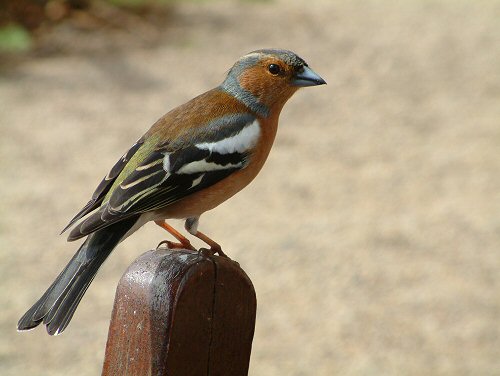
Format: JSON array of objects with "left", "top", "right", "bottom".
[
  {"left": 67, "top": 114, "right": 260, "bottom": 241},
  {"left": 60, "top": 138, "right": 144, "bottom": 234}
]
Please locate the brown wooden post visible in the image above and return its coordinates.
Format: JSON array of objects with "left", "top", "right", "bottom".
[{"left": 101, "top": 248, "right": 256, "bottom": 376}]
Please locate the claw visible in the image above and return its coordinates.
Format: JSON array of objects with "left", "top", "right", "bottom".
[
  {"left": 213, "top": 246, "right": 228, "bottom": 258},
  {"left": 157, "top": 240, "right": 196, "bottom": 251},
  {"left": 197, "top": 246, "right": 229, "bottom": 258}
]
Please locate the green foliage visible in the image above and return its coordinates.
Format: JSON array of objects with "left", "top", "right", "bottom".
[
  {"left": 0, "top": 0, "right": 218, "bottom": 55},
  {"left": 0, "top": 24, "right": 32, "bottom": 53}
]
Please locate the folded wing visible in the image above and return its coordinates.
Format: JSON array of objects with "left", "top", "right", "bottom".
[
  {"left": 61, "top": 138, "right": 144, "bottom": 234},
  {"left": 66, "top": 114, "right": 260, "bottom": 241}
]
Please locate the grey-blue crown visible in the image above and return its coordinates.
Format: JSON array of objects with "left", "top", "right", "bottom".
[
  {"left": 248, "top": 49, "right": 308, "bottom": 68},
  {"left": 219, "top": 49, "right": 308, "bottom": 117}
]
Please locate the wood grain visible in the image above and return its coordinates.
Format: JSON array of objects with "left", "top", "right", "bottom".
[{"left": 102, "top": 248, "right": 256, "bottom": 376}]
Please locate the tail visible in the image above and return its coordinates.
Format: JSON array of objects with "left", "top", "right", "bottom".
[{"left": 17, "top": 215, "right": 140, "bottom": 335}]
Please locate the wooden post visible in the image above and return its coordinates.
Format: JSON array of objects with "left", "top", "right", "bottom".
[{"left": 101, "top": 248, "right": 257, "bottom": 376}]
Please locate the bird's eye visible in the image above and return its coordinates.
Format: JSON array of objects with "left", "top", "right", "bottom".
[{"left": 268, "top": 64, "right": 281, "bottom": 75}]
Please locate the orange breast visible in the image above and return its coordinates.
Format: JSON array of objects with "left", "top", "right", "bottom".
[{"left": 155, "top": 110, "right": 281, "bottom": 219}]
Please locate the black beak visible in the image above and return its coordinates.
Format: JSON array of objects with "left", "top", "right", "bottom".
[{"left": 292, "top": 66, "right": 326, "bottom": 87}]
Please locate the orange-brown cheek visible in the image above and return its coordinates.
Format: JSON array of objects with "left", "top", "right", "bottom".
[
  {"left": 238, "top": 67, "right": 271, "bottom": 98},
  {"left": 238, "top": 67, "right": 298, "bottom": 109}
]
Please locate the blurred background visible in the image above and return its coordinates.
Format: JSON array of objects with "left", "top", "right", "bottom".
[{"left": 1, "top": 0, "right": 499, "bottom": 375}]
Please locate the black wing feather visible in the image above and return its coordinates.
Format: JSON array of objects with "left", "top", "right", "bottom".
[
  {"left": 61, "top": 138, "right": 144, "bottom": 234},
  {"left": 66, "top": 114, "right": 257, "bottom": 241},
  {"left": 67, "top": 149, "right": 245, "bottom": 240}
]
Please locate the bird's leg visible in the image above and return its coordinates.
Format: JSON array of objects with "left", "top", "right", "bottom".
[
  {"left": 185, "top": 217, "right": 228, "bottom": 258},
  {"left": 194, "top": 231, "right": 228, "bottom": 258},
  {"left": 155, "top": 220, "right": 196, "bottom": 251}
]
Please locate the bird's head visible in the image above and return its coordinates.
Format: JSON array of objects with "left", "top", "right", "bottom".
[{"left": 221, "top": 49, "right": 326, "bottom": 117}]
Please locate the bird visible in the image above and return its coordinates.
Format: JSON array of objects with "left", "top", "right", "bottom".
[{"left": 17, "top": 49, "right": 326, "bottom": 335}]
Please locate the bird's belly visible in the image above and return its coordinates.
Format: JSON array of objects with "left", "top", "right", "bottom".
[
  {"left": 153, "top": 166, "right": 260, "bottom": 220},
  {"left": 152, "top": 114, "right": 278, "bottom": 221}
]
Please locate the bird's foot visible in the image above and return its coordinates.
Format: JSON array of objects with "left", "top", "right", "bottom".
[
  {"left": 198, "top": 246, "right": 229, "bottom": 258},
  {"left": 157, "top": 240, "right": 196, "bottom": 252}
]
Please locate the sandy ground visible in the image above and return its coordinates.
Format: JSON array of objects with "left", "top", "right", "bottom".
[{"left": 1, "top": 0, "right": 499, "bottom": 375}]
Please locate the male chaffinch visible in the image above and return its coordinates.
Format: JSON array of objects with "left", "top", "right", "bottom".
[{"left": 17, "top": 49, "right": 325, "bottom": 335}]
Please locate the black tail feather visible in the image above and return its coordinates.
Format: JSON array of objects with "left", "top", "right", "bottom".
[{"left": 17, "top": 215, "right": 139, "bottom": 335}]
